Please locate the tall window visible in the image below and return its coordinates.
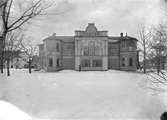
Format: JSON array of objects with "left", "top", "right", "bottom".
[
  {"left": 89, "top": 47, "right": 95, "bottom": 56},
  {"left": 57, "top": 59, "right": 60, "bottom": 67},
  {"left": 89, "top": 41, "right": 95, "bottom": 56},
  {"left": 49, "top": 58, "right": 53, "bottom": 67},
  {"left": 81, "top": 59, "right": 90, "bottom": 67},
  {"left": 129, "top": 58, "right": 133, "bottom": 66},
  {"left": 84, "top": 47, "right": 89, "bottom": 56},
  {"left": 122, "top": 41, "right": 126, "bottom": 48},
  {"left": 95, "top": 46, "right": 100, "bottom": 56},
  {"left": 92, "top": 59, "right": 102, "bottom": 67},
  {"left": 122, "top": 57, "right": 125, "bottom": 67},
  {"left": 56, "top": 43, "right": 59, "bottom": 52}
]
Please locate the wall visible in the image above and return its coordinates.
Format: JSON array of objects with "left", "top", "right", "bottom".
[
  {"left": 62, "top": 42, "right": 75, "bottom": 69},
  {"left": 44, "top": 39, "right": 62, "bottom": 72},
  {"left": 38, "top": 44, "right": 44, "bottom": 69},
  {"left": 120, "top": 52, "right": 137, "bottom": 71},
  {"left": 108, "top": 42, "right": 119, "bottom": 69}
]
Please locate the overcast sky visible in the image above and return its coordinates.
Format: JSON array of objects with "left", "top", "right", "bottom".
[{"left": 26, "top": 0, "right": 166, "bottom": 44}]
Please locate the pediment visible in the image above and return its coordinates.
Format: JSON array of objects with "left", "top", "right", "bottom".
[{"left": 85, "top": 23, "right": 97, "bottom": 33}]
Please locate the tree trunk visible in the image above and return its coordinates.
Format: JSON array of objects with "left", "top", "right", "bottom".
[
  {"left": 29, "top": 58, "right": 31, "bottom": 74},
  {"left": 0, "top": 41, "right": 4, "bottom": 74},
  {"left": 157, "top": 56, "right": 160, "bottom": 74},
  {"left": 0, "top": 53, "right": 4, "bottom": 73},
  {"left": 7, "top": 58, "right": 10, "bottom": 76},
  {"left": 143, "top": 38, "right": 146, "bottom": 74},
  {"left": 0, "top": 31, "right": 7, "bottom": 74}
]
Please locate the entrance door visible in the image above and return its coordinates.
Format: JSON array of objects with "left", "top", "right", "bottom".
[{"left": 81, "top": 57, "right": 102, "bottom": 70}]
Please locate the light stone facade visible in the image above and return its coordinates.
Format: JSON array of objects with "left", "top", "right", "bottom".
[{"left": 39, "top": 23, "right": 139, "bottom": 72}]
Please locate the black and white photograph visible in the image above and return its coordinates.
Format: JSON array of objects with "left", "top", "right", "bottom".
[{"left": 0, "top": 0, "right": 167, "bottom": 120}]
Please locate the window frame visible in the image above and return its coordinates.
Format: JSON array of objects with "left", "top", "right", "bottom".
[
  {"left": 48, "top": 58, "right": 53, "bottom": 67},
  {"left": 129, "top": 58, "right": 133, "bottom": 67},
  {"left": 56, "top": 43, "right": 60, "bottom": 52},
  {"left": 57, "top": 58, "right": 60, "bottom": 67},
  {"left": 122, "top": 57, "right": 125, "bottom": 67}
]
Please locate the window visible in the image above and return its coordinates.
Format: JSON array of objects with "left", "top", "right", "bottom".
[
  {"left": 56, "top": 43, "right": 59, "bottom": 52},
  {"left": 129, "top": 58, "right": 133, "bottom": 66},
  {"left": 95, "top": 46, "right": 100, "bottom": 56},
  {"left": 129, "top": 47, "right": 133, "bottom": 51},
  {"left": 89, "top": 47, "right": 95, "bottom": 56},
  {"left": 81, "top": 59, "right": 90, "bottom": 67},
  {"left": 89, "top": 41, "right": 95, "bottom": 56},
  {"left": 84, "top": 47, "right": 89, "bottom": 56},
  {"left": 57, "top": 59, "right": 60, "bottom": 67},
  {"left": 122, "top": 57, "right": 125, "bottom": 67},
  {"left": 122, "top": 41, "right": 126, "bottom": 48},
  {"left": 92, "top": 60, "right": 102, "bottom": 67},
  {"left": 49, "top": 58, "right": 53, "bottom": 67}
]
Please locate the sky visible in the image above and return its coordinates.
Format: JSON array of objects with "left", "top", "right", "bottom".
[{"left": 25, "top": 0, "right": 166, "bottom": 44}]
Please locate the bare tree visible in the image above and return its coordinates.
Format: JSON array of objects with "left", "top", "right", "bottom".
[
  {"left": 4, "top": 30, "right": 22, "bottom": 76},
  {"left": 147, "top": 25, "right": 167, "bottom": 73},
  {"left": 143, "top": 24, "right": 167, "bottom": 94},
  {"left": 0, "top": 0, "right": 6, "bottom": 9},
  {"left": 19, "top": 37, "right": 38, "bottom": 74},
  {"left": 0, "top": 0, "right": 52, "bottom": 74},
  {"left": 138, "top": 24, "right": 152, "bottom": 73}
]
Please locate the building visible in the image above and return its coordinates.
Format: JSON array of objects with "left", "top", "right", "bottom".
[
  {"left": 11, "top": 52, "right": 28, "bottom": 69},
  {"left": 39, "top": 23, "right": 139, "bottom": 72}
]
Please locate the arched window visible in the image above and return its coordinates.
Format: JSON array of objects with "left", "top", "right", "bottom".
[
  {"left": 129, "top": 58, "right": 133, "bottom": 66},
  {"left": 56, "top": 43, "right": 59, "bottom": 52}
]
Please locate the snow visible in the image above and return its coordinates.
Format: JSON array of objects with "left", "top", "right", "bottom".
[
  {"left": 0, "top": 101, "right": 31, "bottom": 120},
  {"left": 0, "top": 69, "right": 167, "bottom": 120}
]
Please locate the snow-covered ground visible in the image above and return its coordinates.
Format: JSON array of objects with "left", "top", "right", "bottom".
[{"left": 0, "top": 69, "right": 167, "bottom": 120}]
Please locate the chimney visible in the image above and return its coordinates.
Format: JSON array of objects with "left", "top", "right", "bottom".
[
  {"left": 88, "top": 23, "right": 95, "bottom": 26},
  {"left": 120, "top": 33, "right": 123, "bottom": 37},
  {"left": 52, "top": 33, "right": 56, "bottom": 36}
]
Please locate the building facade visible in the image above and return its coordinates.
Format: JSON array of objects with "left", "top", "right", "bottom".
[{"left": 39, "top": 23, "right": 139, "bottom": 72}]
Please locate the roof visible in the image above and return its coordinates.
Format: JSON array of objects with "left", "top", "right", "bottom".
[
  {"left": 43, "top": 36, "right": 74, "bottom": 42},
  {"left": 108, "top": 36, "right": 138, "bottom": 42},
  {"left": 43, "top": 35, "right": 137, "bottom": 42}
]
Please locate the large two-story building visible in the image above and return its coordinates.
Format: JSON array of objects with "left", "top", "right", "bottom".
[{"left": 39, "top": 23, "right": 139, "bottom": 71}]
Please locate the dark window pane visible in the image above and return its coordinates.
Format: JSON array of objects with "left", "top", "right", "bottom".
[
  {"left": 81, "top": 59, "right": 90, "bottom": 67},
  {"left": 56, "top": 43, "right": 59, "bottom": 52},
  {"left": 49, "top": 58, "right": 53, "bottom": 67},
  {"left": 122, "top": 57, "right": 125, "bottom": 67},
  {"left": 93, "top": 59, "right": 102, "bottom": 67},
  {"left": 57, "top": 59, "right": 60, "bottom": 67},
  {"left": 129, "top": 58, "right": 133, "bottom": 66}
]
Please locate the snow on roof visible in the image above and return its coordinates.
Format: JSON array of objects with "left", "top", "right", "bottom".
[
  {"left": 43, "top": 36, "right": 74, "bottom": 42},
  {"left": 43, "top": 34, "right": 137, "bottom": 43},
  {"left": 108, "top": 36, "right": 138, "bottom": 41}
]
